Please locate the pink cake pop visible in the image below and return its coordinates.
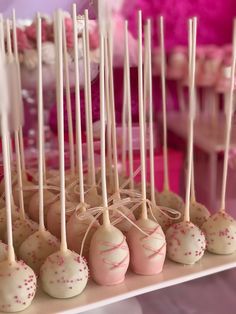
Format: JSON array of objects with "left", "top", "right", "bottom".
[
  {"left": 19, "top": 16, "right": 60, "bottom": 275},
  {"left": 166, "top": 18, "right": 206, "bottom": 265},
  {"left": 0, "top": 39, "right": 37, "bottom": 312},
  {"left": 202, "top": 21, "right": 236, "bottom": 255},
  {"left": 126, "top": 16, "right": 166, "bottom": 276},
  {"left": 89, "top": 26, "right": 130, "bottom": 285},
  {"left": 40, "top": 10, "right": 88, "bottom": 298}
]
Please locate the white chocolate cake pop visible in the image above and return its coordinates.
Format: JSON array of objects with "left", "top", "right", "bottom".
[
  {"left": 47, "top": 200, "right": 76, "bottom": 238},
  {"left": 202, "top": 211, "right": 236, "bottom": 254},
  {"left": 4, "top": 217, "right": 38, "bottom": 255},
  {"left": 0, "top": 23, "right": 37, "bottom": 311},
  {"left": 166, "top": 221, "right": 206, "bottom": 264},
  {"left": 40, "top": 250, "right": 88, "bottom": 298},
  {"left": 166, "top": 18, "right": 206, "bottom": 265},
  {"left": 40, "top": 10, "right": 88, "bottom": 299},
  {"left": 19, "top": 229, "right": 60, "bottom": 274},
  {"left": 27, "top": 189, "right": 56, "bottom": 223},
  {"left": 201, "top": 22, "right": 236, "bottom": 255},
  {"left": 0, "top": 240, "right": 8, "bottom": 262},
  {"left": 0, "top": 206, "right": 20, "bottom": 240},
  {"left": 12, "top": 177, "right": 35, "bottom": 211},
  {"left": 84, "top": 188, "right": 103, "bottom": 208},
  {"left": 156, "top": 190, "right": 184, "bottom": 216},
  {"left": 0, "top": 260, "right": 37, "bottom": 312},
  {"left": 190, "top": 201, "right": 210, "bottom": 227}
]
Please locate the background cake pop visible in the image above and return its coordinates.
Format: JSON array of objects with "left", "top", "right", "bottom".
[
  {"left": 126, "top": 15, "right": 166, "bottom": 276},
  {"left": 155, "top": 14, "right": 184, "bottom": 215},
  {"left": 202, "top": 19, "right": 236, "bottom": 255},
  {"left": 0, "top": 240, "right": 8, "bottom": 262},
  {"left": 0, "top": 39, "right": 37, "bottom": 312},
  {"left": 3, "top": 13, "right": 39, "bottom": 255},
  {"left": 19, "top": 16, "right": 59, "bottom": 274},
  {"left": 66, "top": 10, "right": 99, "bottom": 259},
  {"left": 105, "top": 23, "right": 135, "bottom": 233},
  {"left": 166, "top": 18, "right": 206, "bottom": 265},
  {"left": 89, "top": 22, "right": 129, "bottom": 285},
  {"left": 40, "top": 10, "right": 88, "bottom": 298}
]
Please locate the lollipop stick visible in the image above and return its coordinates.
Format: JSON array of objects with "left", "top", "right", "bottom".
[
  {"left": 124, "top": 21, "right": 134, "bottom": 190},
  {"left": 36, "top": 14, "right": 46, "bottom": 232},
  {"left": 14, "top": 131, "right": 25, "bottom": 219},
  {"left": 100, "top": 32, "right": 110, "bottom": 226},
  {"left": 84, "top": 10, "right": 96, "bottom": 188},
  {"left": 104, "top": 35, "right": 113, "bottom": 189},
  {"left": 62, "top": 18, "right": 75, "bottom": 176},
  {"left": 146, "top": 20, "right": 156, "bottom": 206},
  {"left": 0, "top": 42, "right": 15, "bottom": 262},
  {"left": 159, "top": 16, "right": 170, "bottom": 191},
  {"left": 184, "top": 18, "right": 197, "bottom": 222},
  {"left": 73, "top": 4, "right": 85, "bottom": 204},
  {"left": 220, "top": 19, "right": 236, "bottom": 212},
  {"left": 55, "top": 10, "right": 67, "bottom": 253},
  {"left": 121, "top": 60, "right": 127, "bottom": 178},
  {"left": 137, "top": 11, "right": 147, "bottom": 219},
  {"left": 107, "top": 28, "right": 120, "bottom": 195}
]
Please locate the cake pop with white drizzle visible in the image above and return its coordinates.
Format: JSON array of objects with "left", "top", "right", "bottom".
[
  {"left": 202, "top": 20, "right": 236, "bottom": 255},
  {"left": 166, "top": 18, "right": 206, "bottom": 265},
  {"left": 66, "top": 8, "right": 99, "bottom": 259},
  {"left": 0, "top": 41, "right": 37, "bottom": 312},
  {"left": 18, "top": 15, "right": 59, "bottom": 275},
  {"left": 155, "top": 15, "right": 184, "bottom": 215},
  {"left": 126, "top": 15, "right": 166, "bottom": 276},
  {"left": 40, "top": 11, "right": 88, "bottom": 298},
  {"left": 89, "top": 14, "right": 130, "bottom": 284}
]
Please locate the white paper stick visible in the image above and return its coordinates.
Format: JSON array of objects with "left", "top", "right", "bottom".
[
  {"left": 137, "top": 11, "right": 147, "bottom": 219},
  {"left": 184, "top": 18, "right": 197, "bottom": 222},
  {"left": 62, "top": 18, "right": 75, "bottom": 175},
  {"left": 55, "top": 10, "right": 67, "bottom": 252},
  {"left": 124, "top": 21, "right": 134, "bottom": 189},
  {"left": 36, "top": 14, "right": 46, "bottom": 232},
  {"left": 159, "top": 16, "right": 170, "bottom": 191}
]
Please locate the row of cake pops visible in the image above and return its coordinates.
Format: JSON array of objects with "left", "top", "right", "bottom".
[{"left": 0, "top": 5, "right": 236, "bottom": 313}]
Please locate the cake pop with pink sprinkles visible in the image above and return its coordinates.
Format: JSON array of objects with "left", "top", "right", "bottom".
[
  {"left": 166, "top": 18, "right": 206, "bottom": 265},
  {"left": 40, "top": 10, "right": 88, "bottom": 298}
]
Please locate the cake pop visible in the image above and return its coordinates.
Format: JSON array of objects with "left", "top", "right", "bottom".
[
  {"left": 89, "top": 25, "right": 129, "bottom": 285},
  {"left": 0, "top": 240, "right": 8, "bottom": 262},
  {"left": 4, "top": 14, "right": 39, "bottom": 255},
  {"left": 126, "top": 16, "right": 166, "bottom": 276},
  {"left": 105, "top": 22, "right": 135, "bottom": 233},
  {"left": 40, "top": 10, "right": 88, "bottom": 298},
  {"left": 155, "top": 16, "right": 184, "bottom": 215},
  {"left": 82, "top": 7, "right": 102, "bottom": 208},
  {"left": 19, "top": 16, "right": 59, "bottom": 274},
  {"left": 0, "top": 37, "right": 37, "bottom": 311},
  {"left": 202, "top": 20, "right": 236, "bottom": 255},
  {"left": 166, "top": 18, "right": 206, "bottom": 265},
  {"left": 66, "top": 10, "right": 99, "bottom": 259}
]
